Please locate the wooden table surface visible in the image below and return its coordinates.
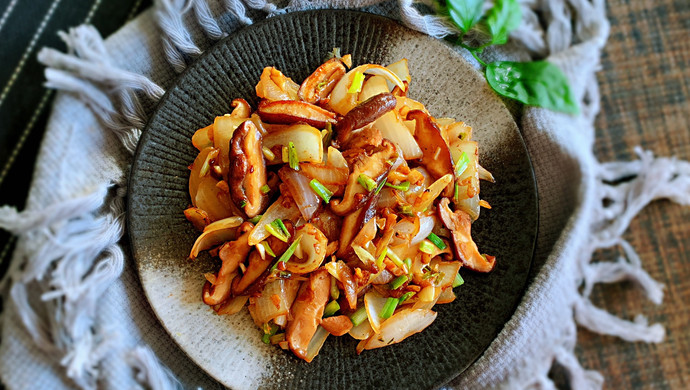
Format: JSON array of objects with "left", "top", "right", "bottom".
[{"left": 577, "top": 0, "right": 690, "bottom": 388}]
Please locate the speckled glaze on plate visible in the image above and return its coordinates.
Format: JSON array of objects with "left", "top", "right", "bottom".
[{"left": 127, "top": 10, "right": 537, "bottom": 390}]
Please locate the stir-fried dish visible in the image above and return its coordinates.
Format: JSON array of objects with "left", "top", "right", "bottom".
[{"left": 184, "top": 50, "right": 496, "bottom": 362}]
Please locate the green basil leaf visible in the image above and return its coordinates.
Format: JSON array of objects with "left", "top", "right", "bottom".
[
  {"left": 486, "top": 61, "right": 579, "bottom": 114},
  {"left": 485, "top": 0, "right": 521, "bottom": 45},
  {"left": 447, "top": 0, "right": 485, "bottom": 34}
]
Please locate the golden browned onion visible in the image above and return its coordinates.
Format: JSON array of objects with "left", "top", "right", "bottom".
[
  {"left": 285, "top": 223, "right": 328, "bottom": 274},
  {"left": 257, "top": 100, "right": 337, "bottom": 129},
  {"left": 228, "top": 120, "right": 269, "bottom": 218},
  {"left": 286, "top": 268, "right": 330, "bottom": 361},
  {"left": 437, "top": 197, "right": 495, "bottom": 272},
  {"left": 255, "top": 67, "right": 300, "bottom": 101},
  {"left": 229, "top": 98, "right": 251, "bottom": 118}
]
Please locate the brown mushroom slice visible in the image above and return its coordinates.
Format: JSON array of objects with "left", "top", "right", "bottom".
[
  {"left": 233, "top": 250, "right": 272, "bottom": 295},
  {"left": 202, "top": 228, "right": 253, "bottom": 305},
  {"left": 407, "top": 110, "right": 454, "bottom": 184},
  {"left": 330, "top": 140, "right": 397, "bottom": 216},
  {"left": 437, "top": 197, "right": 495, "bottom": 272},
  {"left": 284, "top": 223, "right": 328, "bottom": 274},
  {"left": 324, "top": 260, "right": 358, "bottom": 310},
  {"left": 335, "top": 93, "right": 397, "bottom": 145},
  {"left": 213, "top": 295, "right": 249, "bottom": 315},
  {"left": 228, "top": 120, "right": 269, "bottom": 218},
  {"left": 298, "top": 57, "right": 347, "bottom": 104},
  {"left": 257, "top": 100, "right": 337, "bottom": 129},
  {"left": 336, "top": 191, "right": 379, "bottom": 258},
  {"left": 229, "top": 98, "right": 251, "bottom": 118},
  {"left": 255, "top": 67, "right": 300, "bottom": 101},
  {"left": 286, "top": 268, "right": 330, "bottom": 361},
  {"left": 320, "top": 315, "right": 353, "bottom": 336},
  {"left": 344, "top": 126, "right": 383, "bottom": 150}
]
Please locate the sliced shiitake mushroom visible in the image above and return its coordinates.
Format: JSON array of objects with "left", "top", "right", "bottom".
[
  {"left": 406, "top": 110, "right": 454, "bottom": 181},
  {"left": 286, "top": 268, "right": 330, "bottom": 361},
  {"left": 202, "top": 223, "right": 253, "bottom": 305},
  {"left": 298, "top": 57, "right": 347, "bottom": 104},
  {"left": 335, "top": 93, "right": 396, "bottom": 145},
  {"left": 257, "top": 100, "right": 337, "bottom": 129},
  {"left": 228, "top": 120, "right": 269, "bottom": 218}
]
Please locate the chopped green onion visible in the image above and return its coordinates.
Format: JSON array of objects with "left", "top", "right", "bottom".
[
  {"left": 309, "top": 179, "right": 333, "bottom": 202},
  {"left": 288, "top": 141, "right": 300, "bottom": 170},
  {"left": 350, "top": 306, "right": 368, "bottom": 327},
  {"left": 239, "top": 200, "right": 247, "bottom": 208},
  {"left": 316, "top": 81, "right": 328, "bottom": 90},
  {"left": 262, "top": 146, "right": 276, "bottom": 161},
  {"left": 427, "top": 233, "right": 447, "bottom": 250},
  {"left": 399, "top": 204, "right": 413, "bottom": 216},
  {"left": 262, "top": 322, "right": 279, "bottom": 344},
  {"left": 419, "top": 240, "right": 436, "bottom": 254},
  {"left": 454, "top": 151, "right": 470, "bottom": 176},
  {"left": 375, "top": 247, "right": 388, "bottom": 269},
  {"left": 260, "top": 184, "right": 271, "bottom": 194},
  {"left": 249, "top": 214, "right": 262, "bottom": 224},
  {"left": 454, "top": 181, "right": 460, "bottom": 202},
  {"left": 353, "top": 245, "right": 375, "bottom": 264},
  {"left": 262, "top": 241, "right": 276, "bottom": 257},
  {"left": 265, "top": 219, "right": 289, "bottom": 242},
  {"left": 379, "top": 297, "right": 399, "bottom": 319},
  {"left": 330, "top": 276, "right": 340, "bottom": 300},
  {"left": 324, "top": 300, "right": 340, "bottom": 317},
  {"left": 386, "top": 247, "right": 406, "bottom": 271},
  {"left": 357, "top": 174, "right": 377, "bottom": 191},
  {"left": 270, "top": 236, "right": 302, "bottom": 271},
  {"left": 399, "top": 291, "right": 415, "bottom": 303},
  {"left": 261, "top": 334, "right": 271, "bottom": 344},
  {"left": 389, "top": 275, "right": 408, "bottom": 290},
  {"left": 375, "top": 178, "right": 387, "bottom": 195},
  {"left": 348, "top": 71, "right": 365, "bottom": 94},
  {"left": 403, "top": 258, "right": 412, "bottom": 274},
  {"left": 385, "top": 181, "right": 410, "bottom": 192},
  {"left": 453, "top": 272, "right": 465, "bottom": 288}
]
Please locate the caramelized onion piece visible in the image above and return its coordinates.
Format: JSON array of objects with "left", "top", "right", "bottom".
[
  {"left": 287, "top": 269, "right": 330, "bottom": 361},
  {"left": 229, "top": 98, "right": 251, "bottom": 118},
  {"left": 228, "top": 120, "right": 269, "bottom": 218},
  {"left": 437, "top": 197, "right": 495, "bottom": 272},
  {"left": 255, "top": 67, "right": 299, "bottom": 101},
  {"left": 257, "top": 100, "right": 337, "bottom": 129},
  {"left": 335, "top": 93, "right": 396, "bottom": 145},
  {"left": 285, "top": 223, "right": 328, "bottom": 274}
]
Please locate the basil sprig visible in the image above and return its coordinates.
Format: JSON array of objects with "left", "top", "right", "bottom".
[{"left": 443, "top": 0, "right": 578, "bottom": 114}]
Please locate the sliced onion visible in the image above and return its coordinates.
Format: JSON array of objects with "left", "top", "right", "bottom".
[
  {"left": 248, "top": 196, "right": 301, "bottom": 246},
  {"left": 437, "top": 288, "right": 456, "bottom": 304},
  {"left": 213, "top": 115, "right": 246, "bottom": 176},
  {"left": 189, "top": 147, "right": 213, "bottom": 203},
  {"left": 285, "top": 223, "right": 328, "bottom": 274},
  {"left": 249, "top": 279, "right": 300, "bottom": 324},
  {"left": 279, "top": 168, "right": 321, "bottom": 220},
  {"left": 412, "top": 286, "right": 441, "bottom": 310},
  {"left": 304, "top": 325, "right": 329, "bottom": 363},
  {"left": 329, "top": 65, "right": 406, "bottom": 115},
  {"left": 372, "top": 111, "right": 422, "bottom": 160},
  {"left": 450, "top": 141, "right": 480, "bottom": 220},
  {"left": 362, "top": 308, "right": 436, "bottom": 350},
  {"left": 376, "top": 188, "right": 399, "bottom": 209},
  {"left": 411, "top": 174, "right": 453, "bottom": 213},
  {"left": 263, "top": 124, "right": 323, "bottom": 165},
  {"left": 359, "top": 75, "right": 389, "bottom": 101},
  {"left": 300, "top": 163, "right": 349, "bottom": 185},
  {"left": 349, "top": 318, "right": 374, "bottom": 340},
  {"left": 189, "top": 216, "right": 243, "bottom": 259},
  {"left": 213, "top": 295, "right": 249, "bottom": 315},
  {"left": 478, "top": 163, "right": 495, "bottom": 183},
  {"left": 364, "top": 291, "right": 388, "bottom": 334},
  {"left": 192, "top": 124, "right": 213, "bottom": 151},
  {"left": 410, "top": 216, "right": 435, "bottom": 245},
  {"left": 385, "top": 59, "right": 411, "bottom": 90},
  {"left": 327, "top": 146, "right": 348, "bottom": 170},
  {"left": 194, "top": 175, "right": 235, "bottom": 221},
  {"left": 432, "top": 261, "right": 462, "bottom": 289}
]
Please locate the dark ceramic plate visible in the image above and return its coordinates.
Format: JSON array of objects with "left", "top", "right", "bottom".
[{"left": 128, "top": 10, "right": 537, "bottom": 390}]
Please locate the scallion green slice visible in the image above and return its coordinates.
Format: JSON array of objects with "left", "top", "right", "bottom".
[
  {"left": 330, "top": 276, "right": 340, "bottom": 300},
  {"left": 385, "top": 181, "right": 410, "bottom": 192},
  {"left": 403, "top": 258, "right": 412, "bottom": 275},
  {"left": 375, "top": 178, "right": 387, "bottom": 195},
  {"left": 419, "top": 240, "right": 436, "bottom": 254},
  {"left": 275, "top": 219, "right": 290, "bottom": 239},
  {"left": 348, "top": 72, "right": 365, "bottom": 94},
  {"left": 357, "top": 174, "right": 377, "bottom": 191},
  {"left": 249, "top": 214, "right": 262, "bottom": 224},
  {"left": 288, "top": 141, "right": 299, "bottom": 170},
  {"left": 379, "top": 297, "right": 399, "bottom": 319},
  {"left": 323, "top": 300, "right": 340, "bottom": 317},
  {"left": 375, "top": 247, "right": 388, "bottom": 269},
  {"left": 309, "top": 179, "right": 333, "bottom": 202},
  {"left": 270, "top": 236, "right": 302, "bottom": 271},
  {"left": 389, "top": 275, "right": 408, "bottom": 290},
  {"left": 260, "top": 184, "right": 271, "bottom": 194},
  {"left": 454, "top": 181, "right": 460, "bottom": 202},
  {"left": 399, "top": 291, "right": 414, "bottom": 303},
  {"left": 454, "top": 151, "right": 469, "bottom": 176},
  {"left": 262, "top": 146, "right": 276, "bottom": 161},
  {"left": 239, "top": 200, "right": 247, "bottom": 208},
  {"left": 265, "top": 220, "right": 288, "bottom": 242},
  {"left": 262, "top": 241, "right": 276, "bottom": 257},
  {"left": 386, "top": 247, "right": 406, "bottom": 271},
  {"left": 453, "top": 272, "right": 465, "bottom": 288},
  {"left": 350, "top": 306, "right": 368, "bottom": 327},
  {"left": 426, "top": 233, "right": 447, "bottom": 250}
]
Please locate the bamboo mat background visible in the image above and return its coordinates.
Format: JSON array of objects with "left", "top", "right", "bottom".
[{"left": 577, "top": 0, "right": 690, "bottom": 388}]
